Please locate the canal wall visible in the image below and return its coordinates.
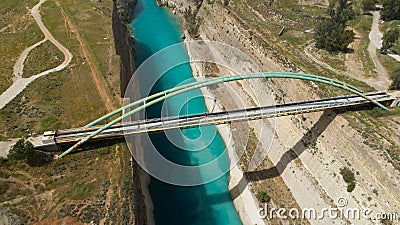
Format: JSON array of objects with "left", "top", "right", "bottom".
[
  {"left": 112, "top": 0, "right": 137, "bottom": 97},
  {"left": 112, "top": 1, "right": 147, "bottom": 224}
]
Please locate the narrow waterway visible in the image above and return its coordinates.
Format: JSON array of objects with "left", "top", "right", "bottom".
[{"left": 130, "top": 0, "right": 242, "bottom": 224}]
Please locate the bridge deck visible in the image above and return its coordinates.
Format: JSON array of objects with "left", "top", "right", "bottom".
[{"left": 34, "top": 91, "right": 394, "bottom": 150}]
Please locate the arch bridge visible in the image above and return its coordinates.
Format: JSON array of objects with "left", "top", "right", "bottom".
[{"left": 30, "top": 72, "right": 395, "bottom": 158}]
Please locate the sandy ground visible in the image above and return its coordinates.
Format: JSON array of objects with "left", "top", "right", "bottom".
[{"left": 0, "top": 0, "right": 73, "bottom": 110}]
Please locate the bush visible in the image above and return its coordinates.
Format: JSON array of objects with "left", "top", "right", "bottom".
[
  {"left": 381, "top": 0, "right": 400, "bottom": 21},
  {"left": 340, "top": 167, "right": 355, "bottom": 183},
  {"left": 72, "top": 182, "right": 91, "bottom": 200},
  {"left": 347, "top": 180, "right": 356, "bottom": 192},
  {"left": 362, "top": 0, "right": 377, "bottom": 11},
  {"left": 8, "top": 139, "right": 32, "bottom": 161},
  {"left": 183, "top": 7, "right": 200, "bottom": 36},
  {"left": 389, "top": 67, "right": 400, "bottom": 90},
  {"left": 315, "top": 0, "right": 355, "bottom": 52},
  {"left": 7, "top": 139, "right": 50, "bottom": 166},
  {"left": 382, "top": 29, "right": 399, "bottom": 51},
  {"left": 256, "top": 191, "right": 271, "bottom": 203},
  {"left": 380, "top": 218, "right": 394, "bottom": 225},
  {"left": 0, "top": 157, "right": 7, "bottom": 166}
]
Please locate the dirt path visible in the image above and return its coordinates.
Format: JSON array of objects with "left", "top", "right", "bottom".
[
  {"left": 368, "top": 11, "right": 390, "bottom": 89},
  {"left": 12, "top": 39, "right": 48, "bottom": 79},
  {"left": 0, "top": 0, "right": 73, "bottom": 110},
  {"left": 370, "top": 10, "right": 400, "bottom": 62}
]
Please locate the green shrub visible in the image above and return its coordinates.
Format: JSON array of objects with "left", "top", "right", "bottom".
[
  {"left": 7, "top": 139, "right": 50, "bottom": 166},
  {"left": 362, "top": 0, "right": 377, "bottom": 11},
  {"left": 183, "top": 7, "right": 200, "bottom": 36},
  {"left": 347, "top": 180, "right": 356, "bottom": 192},
  {"left": 0, "top": 157, "right": 7, "bottom": 166},
  {"left": 8, "top": 139, "right": 32, "bottom": 161},
  {"left": 256, "top": 191, "right": 271, "bottom": 203},
  {"left": 382, "top": 29, "right": 399, "bottom": 51},
  {"left": 340, "top": 167, "right": 355, "bottom": 183},
  {"left": 380, "top": 218, "right": 394, "bottom": 225},
  {"left": 72, "top": 182, "right": 91, "bottom": 200},
  {"left": 315, "top": 0, "right": 355, "bottom": 52},
  {"left": 389, "top": 67, "right": 400, "bottom": 90},
  {"left": 381, "top": 0, "right": 400, "bottom": 21}
]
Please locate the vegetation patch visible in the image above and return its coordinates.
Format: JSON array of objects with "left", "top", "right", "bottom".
[
  {"left": 340, "top": 166, "right": 356, "bottom": 192},
  {"left": 314, "top": 0, "right": 355, "bottom": 52},
  {"left": 351, "top": 14, "right": 377, "bottom": 77},
  {"left": 0, "top": 0, "right": 44, "bottom": 93},
  {"left": 381, "top": 23, "right": 400, "bottom": 55},
  {"left": 381, "top": 0, "right": 400, "bottom": 21},
  {"left": 389, "top": 67, "right": 400, "bottom": 90},
  {"left": 71, "top": 182, "right": 91, "bottom": 200},
  {"left": 184, "top": 7, "right": 200, "bottom": 36},
  {"left": 23, "top": 41, "right": 63, "bottom": 78},
  {"left": 256, "top": 190, "right": 271, "bottom": 203}
]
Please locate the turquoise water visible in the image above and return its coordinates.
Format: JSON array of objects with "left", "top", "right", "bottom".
[{"left": 130, "top": 0, "right": 242, "bottom": 224}]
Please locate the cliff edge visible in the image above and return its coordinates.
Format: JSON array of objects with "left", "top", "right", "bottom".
[{"left": 112, "top": 0, "right": 137, "bottom": 97}]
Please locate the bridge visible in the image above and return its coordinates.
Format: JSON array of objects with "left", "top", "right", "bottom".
[{"left": 28, "top": 72, "right": 397, "bottom": 158}]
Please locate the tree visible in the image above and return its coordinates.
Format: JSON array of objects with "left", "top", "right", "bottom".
[
  {"left": 183, "top": 7, "right": 200, "bottom": 36},
  {"left": 7, "top": 139, "right": 49, "bottom": 166},
  {"left": 382, "top": 29, "right": 399, "bottom": 51},
  {"left": 347, "top": 180, "right": 356, "bottom": 192},
  {"left": 362, "top": 0, "right": 377, "bottom": 11},
  {"left": 389, "top": 67, "right": 400, "bottom": 90},
  {"left": 327, "top": 0, "right": 355, "bottom": 24},
  {"left": 340, "top": 167, "right": 355, "bottom": 183},
  {"left": 381, "top": 0, "right": 400, "bottom": 21},
  {"left": 8, "top": 139, "right": 30, "bottom": 160},
  {"left": 315, "top": 0, "right": 355, "bottom": 52}
]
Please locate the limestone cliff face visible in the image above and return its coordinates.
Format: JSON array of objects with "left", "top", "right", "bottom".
[
  {"left": 112, "top": 0, "right": 136, "bottom": 97},
  {"left": 112, "top": 1, "right": 147, "bottom": 224},
  {"left": 156, "top": 0, "right": 200, "bottom": 11}
]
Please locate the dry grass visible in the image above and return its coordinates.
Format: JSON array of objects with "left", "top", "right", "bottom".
[
  {"left": 0, "top": 0, "right": 138, "bottom": 223},
  {"left": 0, "top": 143, "right": 136, "bottom": 224},
  {"left": 23, "top": 41, "right": 64, "bottom": 78},
  {"left": 0, "top": 0, "right": 44, "bottom": 93},
  {"left": 0, "top": 0, "right": 120, "bottom": 139}
]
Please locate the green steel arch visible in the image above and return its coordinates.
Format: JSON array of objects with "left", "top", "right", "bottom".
[{"left": 57, "top": 72, "right": 388, "bottom": 158}]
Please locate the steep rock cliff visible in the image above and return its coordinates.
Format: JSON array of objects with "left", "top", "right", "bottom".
[
  {"left": 112, "top": 1, "right": 147, "bottom": 224},
  {"left": 112, "top": 0, "right": 136, "bottom": 97}
]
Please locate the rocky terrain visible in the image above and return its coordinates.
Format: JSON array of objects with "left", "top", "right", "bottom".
[{"left": 167, "top": 0, "right": 400, "bottom": 224}]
